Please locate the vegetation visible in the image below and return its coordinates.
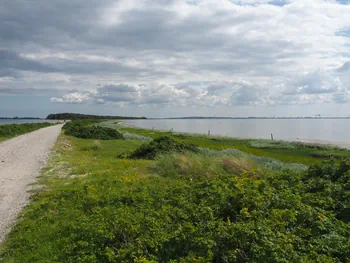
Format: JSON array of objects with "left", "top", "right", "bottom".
[
  {"left": 63, "top": 120, "right": 124, "bottom": 140},
  {"left": 111, "top": 123, "right": 350, "bottom": 165},
  {"left": 0, "top": 122, "right": 54, "bottom": 141},
  {"left": 0, "top": 124, "right": 349, "bottom": 262},
  {"left": 47, "top": 113, "right": 146, "bottom": 120},
  {"left": 126, "top": 136, "right": 199, "bottom": 159}
]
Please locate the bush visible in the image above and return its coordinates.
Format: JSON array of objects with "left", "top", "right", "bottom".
[
  {"left": 0, "top": 122, "right": 53, "bottom": 138},
  {"left": 127, "top": 136, "right": 199, "bottom": 159},
  {"left": 5, "top": 159, "right": 349, "bottom": 262},
  {"left": 63, "top": 120, "right": 124, "bottom": 140}
]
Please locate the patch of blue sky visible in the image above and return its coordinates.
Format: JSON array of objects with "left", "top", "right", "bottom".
[
  {"left": 268, "top": 0, "right": 289, "bottom": 6},
  {"left": 232, "top": 0, "right": 290, "bottom": 6},
  {"left": 336, "top": 28, "right": 350, "bottom": 37},
  {"left": 336, "top": 0, "right": 350, "bottom": 5}
]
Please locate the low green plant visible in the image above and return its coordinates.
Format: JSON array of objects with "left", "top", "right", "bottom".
[
  {"left": 122, "top": 132, "right": 152, "bottom": 142},
  {"left": 120, "top": 127, "right": 350, "bottom": 165},
  {"left": 0, "top": 122, "right": 54, "bottom": 139},
  {"left": 250, "top": 140, "right": 298, "bottom": 149},
  {"left": 200, "top": 148, "right": 308, "bottom": 172},
  {"left": 1, "top": 136, "right": 349, "bottom": 262},
  {"left": 126, "top": 136, "right": 199, "bottom": 159},
  {"left": 153, "top": 152, "right": 256, "bottom": 179},
  {"left": 80, "top": 140, "right": 102, "bottom": 151},
  {"left": 63, "top": 120, "right": 124, "bottom": 140}
]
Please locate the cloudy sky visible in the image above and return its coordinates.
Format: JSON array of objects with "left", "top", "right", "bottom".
[{"left": 1, "top": 0, "right": 350, "bottom": 117}]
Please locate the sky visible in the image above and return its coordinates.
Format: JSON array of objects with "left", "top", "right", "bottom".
[{"left": 0, "top": 0, "right": 350, "bottom": 118}]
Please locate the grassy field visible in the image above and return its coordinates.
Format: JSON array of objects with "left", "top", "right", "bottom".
[
  {"left": 0, "top": 121, "right": 349, "bottom": 262},
  {"left": 0, "top": 123, "right": 55, "bottom": 142},
  {"left": 102, "top": 121, "right": 350, "bottom": 165}
]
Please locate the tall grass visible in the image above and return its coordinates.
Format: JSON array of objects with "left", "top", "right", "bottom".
[
  {"left": 250, "top": 139, "right": 345, "bottom": 150},
  {"left": 97, "top": 120, "right": 153, "bottom": 142},
  {"left": 199, "top": 148, "right": 308, "bottom": 172},
  {"left": 153, "top": 152, "right": 257, "bottom": 179}
]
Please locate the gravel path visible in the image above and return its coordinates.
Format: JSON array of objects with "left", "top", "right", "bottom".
[{"left": 0, "top": 124, "right": 63, "bottom": 243}]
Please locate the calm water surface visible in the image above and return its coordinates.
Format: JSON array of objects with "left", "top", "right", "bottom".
[
  {"left": 0, "top": 119, "right": 58, "bottom": 125},
  {"left": 126, "top": 119, "right": 350, "bottom": 145}
]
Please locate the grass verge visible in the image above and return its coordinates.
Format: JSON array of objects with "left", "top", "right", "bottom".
[
  {"left": 0, "top": 123, "right": 55, "bottom": 141},
  {"left": 109, "top": 122, "right": 350, "bottom": 165},
  {"left": 0, "top": 131, "right": 349, "bottom": 262}
]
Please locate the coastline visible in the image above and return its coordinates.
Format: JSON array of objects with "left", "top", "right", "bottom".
[{"left": 120, "top": 120, "right": 350, "bottom": 149}]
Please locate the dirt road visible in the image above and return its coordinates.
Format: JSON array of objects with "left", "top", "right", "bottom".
[{"left": 0, "top": 124, "right": 63, "bottom": 243}]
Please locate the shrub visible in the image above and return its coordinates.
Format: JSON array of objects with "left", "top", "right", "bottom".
[
  {"left": 63, "top": 120, "right": 124, "bottom": 140},
  {"left": 127, "top": 136, "right": 199, "bottom": 159},
  {"left": 66, "top": 126, "right": 124, "bottom": 140},
  {"left": 0, "top": 122, "right": 53, "bottom": 138},
  {"left": 1, "top": 145, "right": 350, "bottom": 262}
]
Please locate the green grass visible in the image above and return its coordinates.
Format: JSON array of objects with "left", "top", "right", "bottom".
[
  {"left": 1, "top": 134, "right": 349, "bottom": 262},
  {"left": 114, "top": 124, "right": 350, "bottom": 165},
  {"left": 1, "top": 122, "right": 349, "bottom": 262},
  {"left": 0, "top": 123, "right": 55, "bottom": 141}
]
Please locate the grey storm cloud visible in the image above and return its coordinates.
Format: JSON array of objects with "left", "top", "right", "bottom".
[
  {"left": 0, "top": 50, "right": 55, "bottom": 73},
  {"left": 98, "top": 84, "right": 138, "bottom": 93}
]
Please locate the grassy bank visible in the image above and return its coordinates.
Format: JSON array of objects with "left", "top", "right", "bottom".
[
  {"left": 102, "top": 121, "right": 350, "bottom": 165},
  {"left": 0, "top": 123, "right": 55, "bottom": 142},
  {"left": 0, "top": 121, "right": 349, "bottom": 262}
]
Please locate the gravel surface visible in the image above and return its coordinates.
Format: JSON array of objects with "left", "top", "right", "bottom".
[{"left": 0, "top": 124, "right": 63, "bottom": 243}]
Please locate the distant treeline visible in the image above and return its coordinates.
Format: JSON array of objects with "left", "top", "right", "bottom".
[
  {"left": 0, "top": 117, "right": 41, "bottom": 120},
  {"left": 46, "top": 113, "right": 146, "bottom": 120}
]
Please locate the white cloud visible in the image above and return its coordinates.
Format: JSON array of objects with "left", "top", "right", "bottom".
[
  {"left": 51, "top": 92, "right": 92, "bottom": 104},
  {"left": 2, "top": 0, "right": 350, "bottom": 115}
]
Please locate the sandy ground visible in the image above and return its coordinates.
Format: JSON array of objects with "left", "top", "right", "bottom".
[{"left": 0, "top": 124, "right": 63, "bottom": 243}]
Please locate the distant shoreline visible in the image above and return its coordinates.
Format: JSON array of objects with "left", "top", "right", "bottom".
[
  {"left": 158, "top": 117, "right": 350, "bottom": 120},
  {"left": 122, "top": 119, "right": 350, "bottom": 149},
  {"left": 0, "top": 117, "right": 42, "bottom": 120}
]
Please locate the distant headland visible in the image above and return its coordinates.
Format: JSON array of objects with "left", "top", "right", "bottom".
[
  {"left": 46, "top": 113, "right": 147, "bottom": 120},
  {"left": 0, "top": 117, "right": 41, "bottom": 120}
]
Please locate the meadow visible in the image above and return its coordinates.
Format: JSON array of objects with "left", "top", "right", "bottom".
[
  {"left": 0, "top": 120, "right": 349, "bottom": 262},
  {"left": 103, "top": 121, "right": 350, "bottom": 165}
]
